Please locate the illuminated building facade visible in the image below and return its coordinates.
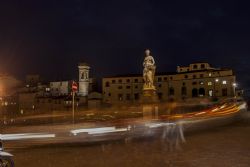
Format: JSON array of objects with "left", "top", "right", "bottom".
[{"left": 102, "top": 63, "right": 236, "bottom": 103}]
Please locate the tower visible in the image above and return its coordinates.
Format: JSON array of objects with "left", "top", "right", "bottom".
[{"left": 78, "top": 63, "right": 90, "bottom": 96}]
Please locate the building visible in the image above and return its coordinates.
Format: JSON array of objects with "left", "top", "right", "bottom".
[
  {"left": 102, "top": 63, "right": 237, "bottom": 103},
  {"left": 78, "top": 63, "right": 90, "bottom": 96},
  {"left": 50, "top": 81, "right": 71, "bottom": 96}
]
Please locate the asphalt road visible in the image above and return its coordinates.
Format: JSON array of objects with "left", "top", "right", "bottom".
[{"left": 5, "top": 112, "right": 250, "bottom": 167}]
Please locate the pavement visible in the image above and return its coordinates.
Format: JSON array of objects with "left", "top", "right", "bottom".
[{"left": 3, "top": 112, "right": 250, "bottom": 167}]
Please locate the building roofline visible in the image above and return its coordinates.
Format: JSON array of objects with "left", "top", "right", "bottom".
[{"left": 103, "top": 68, "right": 233, "bottom": 79}]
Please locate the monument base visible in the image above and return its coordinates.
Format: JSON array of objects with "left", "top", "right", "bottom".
[{"left": 140, "top": 88, "right": 159, "bottom": 104}]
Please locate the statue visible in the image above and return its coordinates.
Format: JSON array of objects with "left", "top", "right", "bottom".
[{"left": 143, "top": 49, "right": 156, "bottom": 90}]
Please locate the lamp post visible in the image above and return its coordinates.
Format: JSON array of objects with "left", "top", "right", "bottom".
[
  {"left": 232, "top": 83, "right": 237, "bottom": 97},
  {"left": 214, "top": 78, "right": 219, "bottom": 97}
]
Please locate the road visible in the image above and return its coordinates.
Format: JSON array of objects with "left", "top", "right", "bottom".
[
  {"left": 6, "top": 112, "right": 250, "bottom": 167},
  {"left": 1, "top": 101, "right": 249, "bottom": 167}
]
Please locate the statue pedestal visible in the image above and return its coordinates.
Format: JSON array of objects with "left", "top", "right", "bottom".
[{"left": 140, "top": 88, "right": 159, "bottom": 104}]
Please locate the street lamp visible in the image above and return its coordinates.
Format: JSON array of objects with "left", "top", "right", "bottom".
[
  {"left": 213, "top": 79, "right": 219, "bottom": 97},
  {"left": 232, "top": 83, "right": 237, "bottom": 96}
]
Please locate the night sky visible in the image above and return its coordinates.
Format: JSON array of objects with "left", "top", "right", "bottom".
[{"left": 0, "top": 0, "right": 250, "bottom": 90}]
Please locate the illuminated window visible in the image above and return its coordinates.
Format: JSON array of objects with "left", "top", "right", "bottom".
[
  {"left": 208, "top": 73, "right": 212, "bottom": 77},
  {"left": 209, "top": 90, "right": 213, "bottom": 97},
  {"left": 222, "top": 80, "right": 227, "bottom": 85},
  {"left": 199, "top": 81, "right": 204, "bottom": 85},
  {"left": 208, "top": 82, "right": 212, "bottom": 86}
]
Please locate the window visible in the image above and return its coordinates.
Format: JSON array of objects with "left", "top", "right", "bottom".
[
  {"left": 169, "top": 87, "right": 174, "bottom": 95},
  {"left": 201, "top": 64, "right": 205, "bottom": 69},
  {"left": 126, "top": 94, "right": 130, "bottom": 100},
  {"left": 199, "top": 88, "right": 205, "bottom": 97},
  {"left": 193, "top": 75, "right": 196, "bottom": 79},
  {"left": 118, "top": 94, "right": 123, "bottom": 101},
  {"left": 181, "top": 87, "right": 187, "bottom": 96},
  {"left": 118, "top": 79, "right": 122, "bottom": 83},
  {"left": 192, "top": 88, "right": 198, "bottom": 97},
  {"left": 199, "top": 81, "right": 204, "bottom": 85},
  {"left": 222, "top": 88, "right": 227, "bottom": 96},
  {"left": 170, "top": 76, "right": 173, "bottom": 80},
  {"left": 118, "top": 86, "right": 123, "bottom": 89},
  {"left": 134, "top": 93, "right": 139, "bottom": 100},
  {"left": 126, "top": 79, "right": 130, "bottom": 83},
  {"left": 158, "top": 84, "right": 162, "bottom": 88},
  {"left": 209, "top": 90, "right": 213, "bottom": 97},
  {"left": 193, "top": 65, "right": 198, "bottom": 69},
  {"left": 126, "top": 85, "right": 131, "bottom": 89},
  {"left": 182, "top": 82, "right": 186, "bottom": 86},
  {"left": 112, "top": 80, "right": 116, "bottom": 84},
  {"left": 208, "top": 82, "right": 212, "bottom": 86},
  {"left": 184, "top": 75, "right": 188, "bottom": 79},
  {"left": 105, "top": 82, "right": 110, "bottom": 87},
  {"left": 108, "top": 93, "right": 111, "bottom": 97},
  {"left": 200, "top": 74, "right": 204, "bottom": 78},
  {"left": 158, "top": 93, "right": 163, "bottom": 100},
  {"left": 222, "top": 80, "right": 227, "bottom": 85},
  {"left": 134, "top": 85, "right": 138, "bottom": 89},
  {"left": 163, "top": 77, "right": 168, "bottom": 81},
  {"left": 158, "top": 77, "right": 162, "bottom": 82},
  {"left": 192, "top": 82, "right": 197, "bottom": 85},
  {"left": 208, "top": 73, "right": 212, "bottom": 77},
  {"left": 134, "top": 79, "right": 138, "bottom": 83}
]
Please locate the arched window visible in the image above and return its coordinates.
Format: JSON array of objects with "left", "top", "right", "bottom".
[
  {"left": 199, "top": 88, "right": 205, "bottom": 96},
  {"left": 192, "top": 88, "right": 198, "bottom": 97}
]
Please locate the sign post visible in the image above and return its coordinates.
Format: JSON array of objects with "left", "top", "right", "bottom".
[{"left": 72, "top": 81, "right": 78, "bottom": 124}]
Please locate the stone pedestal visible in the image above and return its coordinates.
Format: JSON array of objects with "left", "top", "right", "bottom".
[{"left": 141, "top": 88, "right": 159, "bottom": 104}]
